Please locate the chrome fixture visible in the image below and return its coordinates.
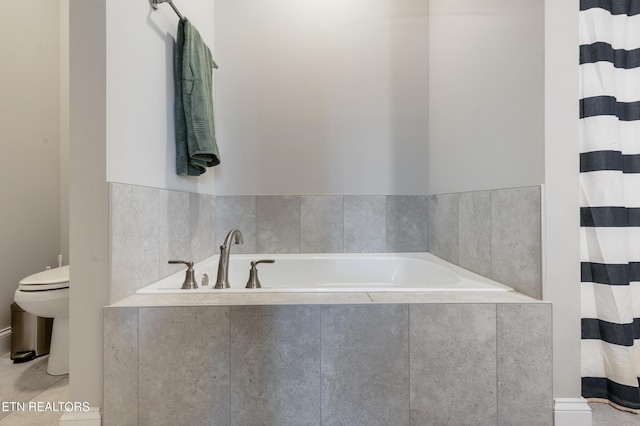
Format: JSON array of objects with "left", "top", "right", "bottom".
[
  {"left": 149, "top": 0, "right": 219, "bottom": 68},
  {"left": 245, "top": 259, "right": 275, "bottom": 289},
  {"left": 214, "top": 229, "right": 244, "bottom": 289},
  {"left": 150, "top": 0, "right": 184, "bottom": 20},
  {"left": 168, "top": 260, "right": 198, "bottom": 289}
]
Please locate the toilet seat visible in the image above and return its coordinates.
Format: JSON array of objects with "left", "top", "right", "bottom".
[
  {"left": 18, "top": 265, "right": 69, "bottom": 292},
  {"left": 18, "top": 282, "right": 69, "bottom": 291}
]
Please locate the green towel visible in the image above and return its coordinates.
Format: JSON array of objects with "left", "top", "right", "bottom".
[{"left": 175, "top": 18, "right": 220, "bottom": 176}]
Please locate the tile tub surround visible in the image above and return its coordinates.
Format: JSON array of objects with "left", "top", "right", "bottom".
[
  {"left": 215, "top": 195, "right": 428, "bottom": 255},
  {"left": 103, "top": 300, "right": 552, "bottom": 426},
  {"left": 410, "top": 304, "right": 497, "bottom": 425},
  {"left": 231, "top": 306, "right": 321, "bottom": 425},
  {"left": 110, "top": 187, "right": 539, "bottom": 302},
  {"left": 216, "top": 189, "right": 541, "bottom": 297},
  {"left": 110, "top": 183, "right": 215, "bottom": 303},
  {"left": 428, "top": 186, "right": 542, "bottom": 299}
]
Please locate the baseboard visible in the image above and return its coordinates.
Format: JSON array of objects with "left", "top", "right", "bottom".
[
  {"left": 58, "top": 407, "right": 101, "bottom": 425},
  {"left": 554, "top": 398, "right": 592, "bottom": 426},
  {"left": 0, "top": 327, "right": 10, "bottom": 357}
]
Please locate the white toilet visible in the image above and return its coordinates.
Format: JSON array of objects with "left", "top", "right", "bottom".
[{"left": 14, "top": 265, "right": 70, "bottom": 375}]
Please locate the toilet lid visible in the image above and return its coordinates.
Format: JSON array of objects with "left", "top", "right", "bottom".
[{"left": 19, "top": 265, "right": 70, "bottom": 291}]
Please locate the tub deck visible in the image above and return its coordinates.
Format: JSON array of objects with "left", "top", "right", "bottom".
[{"left": 115, "top": 288, "right": 538, "bottom": 307}]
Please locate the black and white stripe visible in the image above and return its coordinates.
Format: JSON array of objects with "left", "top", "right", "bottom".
[
  {"left": 580, "top": 0, "right": 640, "bottom": 16},
  {"left": 580, "top": 0, "right": 640, "bottom": 411}
]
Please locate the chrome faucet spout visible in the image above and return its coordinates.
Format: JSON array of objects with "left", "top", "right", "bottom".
[
  {"left": 215, "top": 229, "right": 243, "bottom": 289},
  {"left": 223, "top": 228, "right": 244, "bottom": 247}
]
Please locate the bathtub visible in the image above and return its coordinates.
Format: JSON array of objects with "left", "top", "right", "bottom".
[{"left": 137, "top": 253, "right": 513, "bottom": 294}]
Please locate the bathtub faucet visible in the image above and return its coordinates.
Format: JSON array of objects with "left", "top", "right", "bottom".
[{"left": 214, "top": 229, "right": 244, "bottom": 289}]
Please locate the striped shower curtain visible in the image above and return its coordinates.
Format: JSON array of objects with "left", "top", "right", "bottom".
[{"left": 580, "top": 0, "right": 640, "bottom": 412}]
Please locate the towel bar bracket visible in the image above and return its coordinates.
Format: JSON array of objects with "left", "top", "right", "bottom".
[{"left": 150, "top": 0, "right": 184, "bottom": 20}]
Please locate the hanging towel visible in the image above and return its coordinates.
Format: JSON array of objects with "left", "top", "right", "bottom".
[{"left": 175, "top": 18, "right": 220, "bottom": 176}]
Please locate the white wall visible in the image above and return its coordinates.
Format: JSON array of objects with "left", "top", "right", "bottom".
[
  {"left": 428, "top": 0, "right": 545, "bottom": 194},
  {"left": 214, "top": 0, "right": 429, "bottom": 195},
  {"left": 68, "top": 0, "right": 108, "bottom": 408},
  {"left": 60, "top": 0, "right": 70, "bottom": 266},
  {"left": 0, "top": 1, "right": 62, "bottom": 332},
  {"left": 69, "top": 0, "right": 216, "bottom": 407},
  {"left": 105, "top": 0, "right": 216, "bottom": 195},
  {"left": 544, "top": 0, "right": 581, "bottom": 398}
]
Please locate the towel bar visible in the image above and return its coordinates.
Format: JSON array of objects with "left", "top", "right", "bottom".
[
  {"left": 151, "top": 0, "right": 184, "bottom": 20},
  {"left": 150, "top": 0, "right": 219, "bottom": 69}
]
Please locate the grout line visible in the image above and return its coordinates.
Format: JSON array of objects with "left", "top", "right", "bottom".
[
  {"left": 382, "top": 195, "right": 388, "bottom": 254},
  {"left": 319, "top": 305, "right": 323, "bottom": 424},
  {"left": 341, "top": 195, "right": 345, "bottom": 253},
  {"left": 137, "top": 307, "right": 140, "bottom": 426},
  {"left": 408, "top": 304, "right": 411, "bottom": 424},
  {"left": 489, "top": 190, "right": 493, "bottom": 280},
  {"left": 297, "top": 195, "right": 301, "bottom": 254},
  {"left": 495, "top": 303, "right": 499, "bottom": 423},
  {"left": 458, "top": 194, "right": 462, "bottom": 266}
]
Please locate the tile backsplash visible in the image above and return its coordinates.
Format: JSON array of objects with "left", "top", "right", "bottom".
[
  {"left": 215, "top": 195, "right": 429, "bottom": 255},
  {"left": 428, "top": 186, "right": 542, "bottom": 299},
  {"left": 109, "top": 184, "right": 541, "bottom": 302},
  {"left": 109, "top": 183, "right": 215, "bottom": 303}
]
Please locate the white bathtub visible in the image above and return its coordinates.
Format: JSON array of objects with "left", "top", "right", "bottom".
[{"left": 137, "top": 253, "right": 513, "bottom": 294}]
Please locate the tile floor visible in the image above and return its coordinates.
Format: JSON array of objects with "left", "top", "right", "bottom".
[
  {"left": 590, "top": 402, "right": 640, "bottom": 426},
  {"left": 0, "top": 354, "right": 68, "bottom": 426},
  {"left": 0, "top": 352, "right": 638, "bottom": 425}
]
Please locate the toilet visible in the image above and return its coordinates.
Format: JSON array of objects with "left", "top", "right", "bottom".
[{"left": 14, "top": 265, "right": 69, "bottom": 375}]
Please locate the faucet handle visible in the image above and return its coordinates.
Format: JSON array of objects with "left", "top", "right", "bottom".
[
  {"left": 246, "top": 259, "right": 275, "bottom": 289},
  {"left": 168, "top": 260, "right": 194, "bottom": 267},
  {"left": 168, "top": 260, "right": 198, "bottom": 290},
  {"left": 251, "top": 259, "right": 275, "bottom": 267}
]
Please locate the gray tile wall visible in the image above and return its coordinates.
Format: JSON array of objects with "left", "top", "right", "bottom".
[
  {"left": 256, "top": 195, "right": 301, "bottom": 253},
  {"left": 410, "top": 304, "right": 497, "bottom": 425},
  {"left": 214, "top": 195, "right": 256, "bottom": 254},
  {"left": 301, "top": 196, "right": 344, "bottom": 253},
  {"left": 216, "top": 195, "right": 428, "bottom": 255},
  {"left": 110, "top": 183, "right": 215, "bottom": 303},
  {"left": 103, "top": 308, "right": 138, "bottom": 426},
  {"left": 386, "top": 196, "right": 429, "bottom": 252},
  {"left": 427, "top": 193, "right": 459, "bottom": 264},
  {"left": 459, "top": 191, "right": 492, "bottom": 277},
  {"left": 497, "top": 303, "right": 553, "bottom": 426},
  {"left": 138, "top": 306, "right": 230, "bottom": 426},
  {"left": 110, "top": 185, "right": 541, "bottom": 302},
  {"left": 104, "top": 302, "right": 552, "bottom": 426},
  {"left": 428, "top": 186, "right": 542, "bottom": 298},
  {"left": 321, "top": 305, "right": 409, "bottom": 425},
  {"left": 491, "top": 188, "right": 543, "bottom": 299},
  {"left": 344, "top": 195, "right": 386, "bottom": 252},
  {"left": 230, "top": 306, "right": 321, "bottom": 426}
]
